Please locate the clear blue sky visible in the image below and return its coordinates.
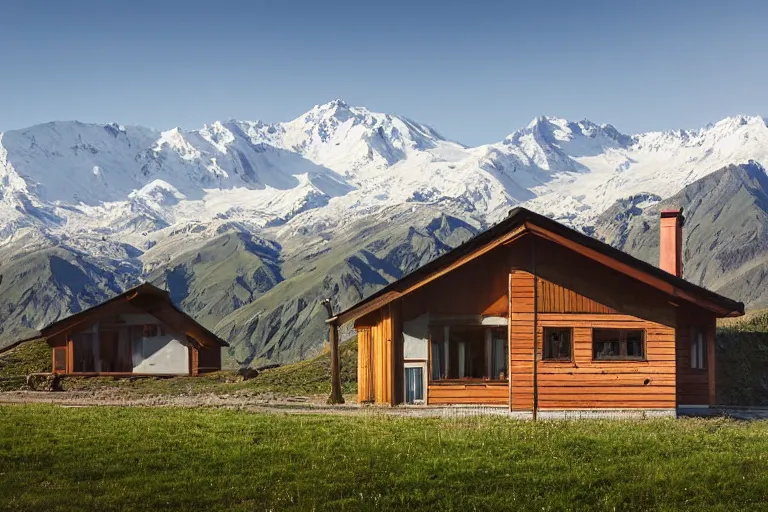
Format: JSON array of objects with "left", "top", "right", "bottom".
[{"left": 1, "top": 0, "right": 766, "bottom": 145}]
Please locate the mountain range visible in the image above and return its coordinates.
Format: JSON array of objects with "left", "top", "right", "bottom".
[{"left": 1, "top": 100, "right": 767, "bottom": 366}]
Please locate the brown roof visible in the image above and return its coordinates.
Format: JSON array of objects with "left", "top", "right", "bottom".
[
  {"left": 36, "top": 282, "right": 228, "bottom": 348},
  {"left": 333, "top": 207, "right": 745, "bottom": 325}
]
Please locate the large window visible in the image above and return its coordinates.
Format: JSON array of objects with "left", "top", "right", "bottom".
[
  {"left": 593, "top": 329, "right": 645, "bottom": 361},
  {"left": 430, "top": 326, "right": 508, "bottom": 381},
  {"left": 691, "top": 327, "right": 706, "bottom": 369},
  {"left": 543, "top": 328, "right": 572, "bottom": 361}
]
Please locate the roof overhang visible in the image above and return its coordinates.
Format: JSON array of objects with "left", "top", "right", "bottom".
[{"left": 36, "top": 283, "right": 228, "bottom": 348}]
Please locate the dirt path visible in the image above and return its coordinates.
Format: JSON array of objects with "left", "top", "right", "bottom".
[
  {"left": 0, "top": 390, "right": 367, "bottom": 413},
  {"left": 0, "top": 390, "right": 512, "bottom": 418}
]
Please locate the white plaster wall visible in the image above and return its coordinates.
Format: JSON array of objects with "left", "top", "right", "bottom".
[
  {"left": 133, "top": 334, "right": 190, "bottom": 375},
  {"left": 403, "top": 314, "right": 429, "bottom": 360}
]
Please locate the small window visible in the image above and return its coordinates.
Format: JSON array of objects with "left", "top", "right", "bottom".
[
  {"left": 691, "top": 327, "right": 706, "bottom": 369},
  {"left": 543, "top": 328, "right": 572, "bottom": 361},
  {"left": 593, "top": 329, "right": 645, "bottom": 361},
  {"left": 405, "top": 366, "right": 424, "bottom": 404},
  {"left": 53, "top": 347, "right": 67, "bottom": 372}
]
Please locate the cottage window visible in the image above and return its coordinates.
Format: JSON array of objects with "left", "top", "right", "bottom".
[
  {"left": 592, "top": 329, "right": 645, "bottom": 361},
  {"left": 543, "top": 328, "right": 572, "bottom": 361},
  {"left": 691, "top": 327, "right": 706, "bottom": 369},
  {"left": 53, "top": 347, "right": 67, "bottom": 372},
  {"left": 430, "top": 326, "right": 508, "bottom": 381},
  {"left": 72, "top": 332, "right": 97, "bottom": 372}
]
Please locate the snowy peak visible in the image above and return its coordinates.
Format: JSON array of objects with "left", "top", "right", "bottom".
[
  {"left": 1, "top": 105, "right": 767, "bottom": 254},
  {"left": 510, "top": 115, "right": 631, "bottom": 149},
  {"left": 275, "top": 99, "right": 448, "bottom": 175}
]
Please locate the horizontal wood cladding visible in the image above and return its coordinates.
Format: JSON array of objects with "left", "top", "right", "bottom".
[
  {"left": 510, "top": 270, "right": 535, "bottom": 411},
  {"left": 537, "top": 278, "right": 615, "bottom": 314},
  {"left": 428, "top": 383, "right": 509, "bottom": 405},
  {"left": 535, "top": 314, "right": 676, "bottom": 410}
]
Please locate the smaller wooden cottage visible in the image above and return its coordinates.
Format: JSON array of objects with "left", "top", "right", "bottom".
[
  {"left": 327, "top": 207, "right": 745, "bottom": 418},
  {"left": 31, "top": 283, "right": 227, "bottom": 376}
]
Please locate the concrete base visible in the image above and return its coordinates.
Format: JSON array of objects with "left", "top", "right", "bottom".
[
  {"left": 537, "top": 408, "right": 677, "bottom": 420},
  {"left": 401, "top": 406, "right": 678, "bottom": 419}
]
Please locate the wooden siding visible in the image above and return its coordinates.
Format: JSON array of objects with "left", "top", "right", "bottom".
[
  {"left": 189, "top": 347, "right": 199, "bottom": 376},
  {"left": 537, "top": 278, "right": 615, "bottom": 314},
  {"left": 356, "top": 301, "right": 403, "bottom": 405},
  {"left": 400, "top": 246, "right": 510, "bottom": 322},
  {"left": 427, "top": 383, "right": 508, "bottom": 405},
  {"left": 354, "top": 232, "right": 718, "bottom": 412},
  {"left": 536, "top": 315, "right": 676, "bottom": 410},
  {"left": 357, "top": 328, "right": 374, "bottom": 403},
  {"left": 510, "top": 270, "right": 535, "bottom": 412},
  {"left": 675, "top": 309, "right": 716, "bottom": 406}
]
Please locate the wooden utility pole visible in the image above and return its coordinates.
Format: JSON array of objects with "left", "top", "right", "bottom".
[{"left": 322, "top": 298, "right": 344, "bottom": 405}]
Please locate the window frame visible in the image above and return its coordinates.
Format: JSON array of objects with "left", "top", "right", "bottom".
[
  {"left": 542, "top": 327, "right": 574, "bottom": 362},
  {"left": 690, "top": 326, "right": 706, "bottom": 370},
  {"left": 591, "top": 328, "right": 646, "bottom": 362},
  {"left": 52, "top": 347, "right": 67, "bottom": 373},
  {"left": 428, "top": 324, "right": 509, "bottom": 384}
]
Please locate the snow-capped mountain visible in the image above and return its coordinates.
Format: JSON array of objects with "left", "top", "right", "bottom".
[
  {"left": 1, "top": 101, "right": 767, "bottom": 361},
  {"left": 3, "top": 101, "right": 767, "bottom": 246}
]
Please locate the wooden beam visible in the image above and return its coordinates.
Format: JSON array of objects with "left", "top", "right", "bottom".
[
  {"left": 707, "top": 319, "right": 717, "bottom": 406},
  {"left": 327, "top": 319, "right": 344, "bottom": 404}
]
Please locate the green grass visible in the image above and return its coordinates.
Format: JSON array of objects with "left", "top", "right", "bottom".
[
  {"left": 3, "top": 308, "right": 768, "bottom": 406},
  {"left": 2, "top": 405, "right": 768, "bottom": 511},
  {"left": 23, "top": 337, "right": 358, "bottom": 398},
  {"left": 0, "top": 340, "right": 50, "bottom": 391}
]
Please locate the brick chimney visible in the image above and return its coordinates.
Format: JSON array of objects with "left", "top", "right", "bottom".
[{"left": 659, "top": 208, "right": 685, "bottom": 277}]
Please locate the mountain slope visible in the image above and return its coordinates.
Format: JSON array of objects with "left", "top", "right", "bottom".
[
  {"left": 594, "top": 161, "right": 768, "bottom": 307},
  {"left": 216, "top": 206, "right": 477, "bottom": 366},
  {"left": 0, "top": 102, "right": 766, "bottom": 362}
]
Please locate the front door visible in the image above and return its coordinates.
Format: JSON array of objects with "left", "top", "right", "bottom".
[{"left": 405, "top": 366, "right": 424, "bottom": 404}]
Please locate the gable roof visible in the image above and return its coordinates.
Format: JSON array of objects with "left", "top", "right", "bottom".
[
  {"left": 35, "top": 283, "right": 228, "bottom": 348},
  {"left": 333, "top": 207, "right": 745, "bottom": 325}
]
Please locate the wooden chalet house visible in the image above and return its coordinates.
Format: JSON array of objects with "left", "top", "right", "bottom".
[
  {"left": 32, "top": 283, "right": 226, "bottom": 377},
  {"left": 327, "top": 207, "right": 744, "bottom": 418}
]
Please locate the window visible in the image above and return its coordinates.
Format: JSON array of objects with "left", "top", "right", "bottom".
[
  {"left": 543, "top": 328, "right": 572, "bottom": 361},
  {"left": 53, "top": 347, "right": 67, "bottom": 372},
  {"left": 72, "top": 332, "right": 97, "bottom": 372},
  {"left": 593, "top": 329, "right": 645, "bottom": 361},
  {"left": 405, "top": 366, "right": 424, "bottom": 404},
  {"left": 430, "top": 326, "right": 508, "bottom": 381},
  {"left": 691, "top": 327, "right": 706, "bottom": 369}
]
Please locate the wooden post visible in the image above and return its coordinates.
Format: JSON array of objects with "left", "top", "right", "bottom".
[{"left": 322, "top": 299, "right": 344, "bottom": 405}]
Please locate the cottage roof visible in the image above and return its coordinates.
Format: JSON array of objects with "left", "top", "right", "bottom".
[{"left": 333, "top": 207, "right": 744, "bottom": 325}]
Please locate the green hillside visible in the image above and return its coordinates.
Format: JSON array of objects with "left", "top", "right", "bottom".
[{"left": 0, "top": 339, "right": 50, "bottom": 391}]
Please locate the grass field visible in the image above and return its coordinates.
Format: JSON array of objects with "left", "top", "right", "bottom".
[
  {"left": 2, "top": 405, "right": 768, "bottom": 511},
  {"left": 0, "top": 337, "right": 358, "bottom": 397}
]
